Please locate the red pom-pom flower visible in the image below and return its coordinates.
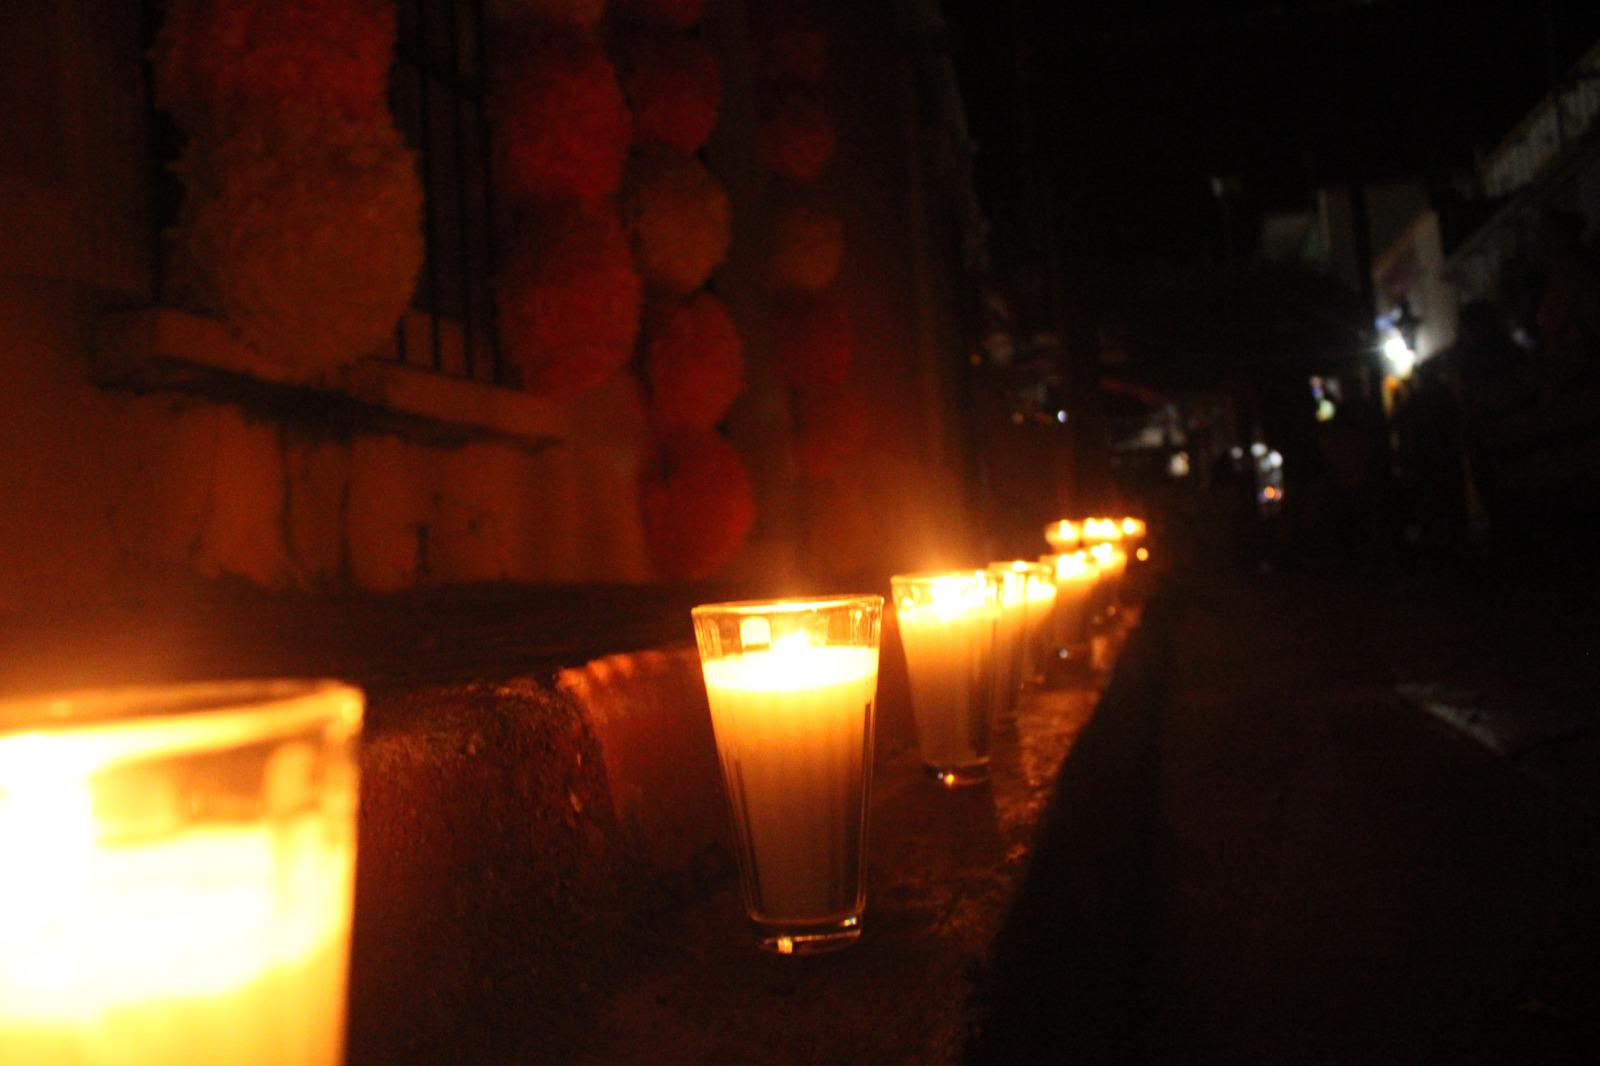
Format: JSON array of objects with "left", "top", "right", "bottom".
[
  {"left": 641, "top": 431, "right": 757, "bottom": 579},
  {"left": 614, "top": 33, "right": 721, "bottom": 153},
  {"left": 793, "top": 385, "right": 870, "bottom": 480},
  {"left": 155, "top": 0, "right": 395, "bottom": 128},
  {"left": 623, "top": 148, "right": 732, "bottom": 295},
  {"left": 644, "top": 293, "right": 744, "bottom": 431},
  {"left": 497, "top": 207, "right": 642, "bottom": 397},
  {"left": 770, "top": 294, "right": 851, "bottom": 391},
  {"left": 495, "top": 31, "right": 631, "bottom": 207},
  {"left": 769, "top": 201, "right": 843, "bottom": 292},
  {"left": 757, "top": 94, "right": 835, "bottom": 184}
]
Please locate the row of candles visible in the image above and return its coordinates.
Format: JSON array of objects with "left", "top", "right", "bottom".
[
  {"left": 0, "top": 516, "right": 1146, "bottom": 1062},
  {"left": 692, "top": 515, "right": 1148, "bottom": 955}
]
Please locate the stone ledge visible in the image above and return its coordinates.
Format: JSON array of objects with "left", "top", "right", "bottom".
[{"left": 92, "top": 308, "right": 567, "bottom": 452}]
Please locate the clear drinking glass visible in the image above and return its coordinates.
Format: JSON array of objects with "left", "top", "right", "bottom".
[
  {"left": 692, "top": 596, "right": 883, "bottom": 955},
  {"left": 1042, "top": 551, "right": 1098, "bottom": 669},
  {"left": 986, "top": 562, "right": 1036, "bottom": 720},
  {"left": 891, "top": 570, "right": 1000, "bottom": 786},
  {"left": 0, "top": 680, "right": 363, "bottom": 1066}
]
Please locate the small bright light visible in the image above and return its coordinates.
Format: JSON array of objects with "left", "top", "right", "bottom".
[
  {"left": 1266, "top": 450, "right": 1283, "bottom": 469},
  {"left": 1167, "top": 451, "right": 1191, "bottom": 478},
  {"left": 1382, "top": 333, "right": 1415, "bottom": 377},
  {"left": 1316, "top": 398, "right": 1336, "bottom": 422},
  {"left": 1250, "top": 442, "right": 1267, "bottom": 459},
  {"left": 1056, "top": 410, "right": 1068, "bottom": 424},
  {"left": 1136, "top": 547, "right": 1150, "bottom": 562},
  {"left": 1230, "top": 446, "right": 1244, "bottom": 460}
]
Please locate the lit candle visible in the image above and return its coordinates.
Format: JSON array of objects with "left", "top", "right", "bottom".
[
  {"left": 0, "top": 681, "right": 362, "bottom": 1066},
  {"left": 693, "top": 596, "right": 882, "bottom": 955},
  {"left": 1089, "top": 542, "right": 1129, "bottom": 622},
  {"left": 1078, "top": 516, "right": 1125, "bottom": 548},
  {"left": 891, "top": 571, "right": 1000, "bottom": 786},
  {"left": 985, "top": 563, "right": 1033, "bottom": 721},
  {"left": 1043, "top": 519, "right": 1081, "bottom": 551},
  {"left": 1119, "top": 517, "right": 1150, "bottom": 564},
  {"left": 1021, "top": 562, "right": 1058, "bottom": 685},
  {"left": 1041, "top": 551, "right": 1098, "bottom": 667}
]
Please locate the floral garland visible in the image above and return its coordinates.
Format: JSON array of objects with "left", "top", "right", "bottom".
[
  {"left": 640, "top": 430, "right": 757, "bottom": 579},
  {"left": 622, "top": 147, "right": 732, "bottom": 296},
  {"left": 614, "top": 32, "right": 721, "bottom": 153},
  {"left": 748, "top": 1, "right": 868, "bottom": 486},
  {"left": 496, "top": 206, "right": 642, "bottom": 397},
  {"left": 489, "top": 0, "right": 642, "bottom": 397},
  {"left": 493, "top": 28, "right": 632, "bottom": 207},
  {"left": 643, "top": 293, "right": 744, "bottom": 432},
  {"left": 157, "top": 0, "right": 423, "bottom": 373},
  {"left": 619, "top": 5, "right": 753, "bottom": 579}
]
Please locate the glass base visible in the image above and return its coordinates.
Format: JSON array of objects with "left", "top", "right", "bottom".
[
  {"left": 755, "top": 915, "right": 862, "bottom": 955},
  {"left": 923, "top": 762, "right": 991, "bottom": 788}
]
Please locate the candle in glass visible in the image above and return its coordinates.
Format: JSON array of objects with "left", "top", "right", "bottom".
[
  {"left": 0, "top": 681, "right": 362, "bottom": 1066},
  {"left": 1089, "top": 542, "right": 1129, "bottom": 620},
  {"left": 985, "top": 563, "right": 1032, "bottom": 721},
  {"left": 1078, "top": 516, "right": 1125, "bottom": 549},
  {"left": 1043, "top": 519, "right": 1081, "bottom": 552},
  {"left": 891, "top": 571, "right": 1000, "bottom": 787},
  {"left": 1021, "top": 562, "right": 1058, "bottom": 685},
  {"left": 1041, "top": 551, "right": 1098, "bottom": 668},
  {"left": 1120, "top": 517, "right": 1150, "bottom": 565},
  {"left": 692, "top": 596, "right": 882, "bottom": 955}
]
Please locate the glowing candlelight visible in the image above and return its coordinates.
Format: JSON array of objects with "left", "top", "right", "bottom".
[
  {"left": 1021, "top": 561, "right": 1058, "bottom": 685},
  {"left": 1043, "top": 519, "right": 1081, "bottom": 551},
  {"left": 0, "top": 681, "right": 362, "bottom": 1066},
  {"left": 1089, "top": 542, "right": 1129, "bottom": 621},
  {"left": 1078, "top": 517, "right": 1125, "bottom": 548},
  {"left": 891, "top": 571, "right": 1000, "bottom": 786},
  {"left": 693, "top": 596, "right": 882, "bottom": 954},
  {"left": 1041, "top": 551, "right": 1098, "bottom": 668},
  {"left": 986, "top": 563, "right": 1034, "bottom": 720}
]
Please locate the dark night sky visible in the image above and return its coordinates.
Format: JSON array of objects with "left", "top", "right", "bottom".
[{"left": 948, "top": 0, "right": 1600, "bottom": 271}]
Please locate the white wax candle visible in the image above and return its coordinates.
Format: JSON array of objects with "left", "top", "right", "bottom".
[
  {"left": 896, "top": 588, "right": 998, "bottom": 772},
  {"left": 0, "top": 787, "right": 352, "bottom": 1065},
  {"left": 986, "top": 565, "right": 1031, "bottom": 716},
  {"left": 701, "top": 643, "right": 878, "bottom": 923},
  {"left": 1045, "top": 551, "right": 1098, "bottom": 650}
]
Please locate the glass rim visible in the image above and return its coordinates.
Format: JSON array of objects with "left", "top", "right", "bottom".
[
  {"left": 0, "top": 680, "right": 363, "bottom": 770},
  {"left": 989, "top": 559, "right": 1052, "bottom": 572},
  {"left": 889, "top": 569, "right": 994, "bottom": 585},
  {"left": 692, "top": 594, "right": 883, "bottom": 618}
]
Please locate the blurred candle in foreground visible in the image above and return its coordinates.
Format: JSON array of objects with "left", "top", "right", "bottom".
[
  {"left": 986, "top": 563, "right": 1034, "bottom": 721},
  {"left": 693, "top": 596, "right": 882, "bottom": 955},
  {"left": 0, "top": 681, "right": 362, "bottom": 1066},
  {"left": 892, "top": 571, "right": 1000, "bottom": 786}
]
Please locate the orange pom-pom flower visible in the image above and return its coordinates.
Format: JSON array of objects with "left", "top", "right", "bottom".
[
  {"left": 644, "top": 294, "right": 745, "bottom": 431},
  {"left": 623, "top": 148, "right": 732, "bottom": 295},
  {"left": 615, "top": 33, "right": 721, "bottom": 153},
  {"left": 497, "top": 207, "right": 642, "bottom": 397},
  {"left": 641, "top": 431, "right": 757, "bottom": 579},
  {"left": 495, "top": 30, "right": 631, "bottom": 207}
]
